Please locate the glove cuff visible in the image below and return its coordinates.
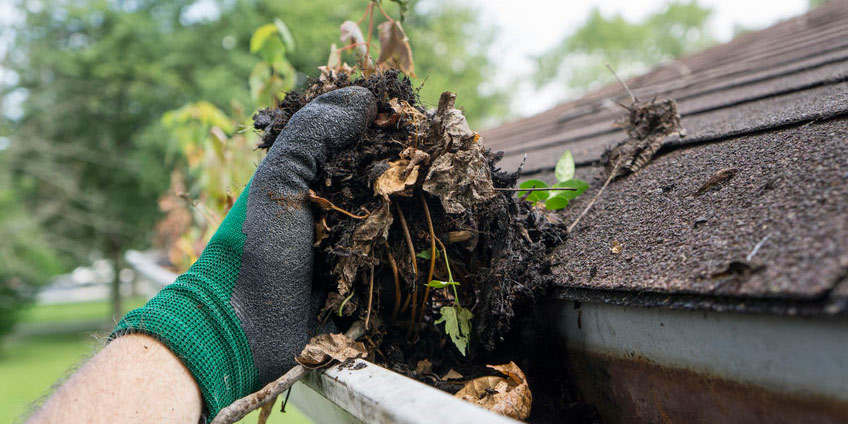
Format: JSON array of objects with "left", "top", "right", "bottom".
[{"left": 112, "top": 181, "right": 258, "bottom": 418}]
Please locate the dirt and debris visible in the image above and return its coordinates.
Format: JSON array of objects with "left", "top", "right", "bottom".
[
  {"left": 253, "top": 70, "right": 577, "bottom": 421},
  {"left": 455, "top": 361, "right": 533, "bottom": 420}
]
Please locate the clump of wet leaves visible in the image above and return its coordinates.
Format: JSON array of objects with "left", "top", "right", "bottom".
[{"left": 254, "top": 71, "right": 563, "bottom": 369}]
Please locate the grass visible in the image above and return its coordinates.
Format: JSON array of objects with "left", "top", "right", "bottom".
[
  {"left": 1, "top": 299, "right": 312, "bottom": 423},
  {"left": 19, "top": 296, "right": 148, "bottom": 325}
]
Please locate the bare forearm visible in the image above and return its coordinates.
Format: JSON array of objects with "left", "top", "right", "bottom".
[{"left": 29, "top": 334, "right": 202, "bottom": 424}]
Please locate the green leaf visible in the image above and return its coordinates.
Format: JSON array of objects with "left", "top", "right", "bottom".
[
  {"left": 273, "top": 18, "right": 295, "bottom": 53},
  {"left": 434, "top": 305, "right": 473, "bottom": 356},
  {"left": 416, "top": 248, "right": 440, "bottom": 260},
  {"left": 552, "top": 178, "right": 590, "bottom": 200},
  {"left": 427, "top": 280, "right": 459, "bottom": 289},
  {"left": 250, "top": 24, "right": 278, "bottom": 53},
  {"left": 555, "top": 151, "right": 575, "bottom": 182},
  {"left": 544, "top": 196, "right": 569, "bottom": 210},
  {"left": 517, "top": 179, "right": 550, "bottom": 204}
]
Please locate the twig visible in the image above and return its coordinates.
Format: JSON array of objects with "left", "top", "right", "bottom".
[
  {"left": 212, "top": 323, "right": 366, "bottom": 424},
  {"left": 257, "top": 396, "right": 277, "bottom": 424},
  {"left": 365, "top": 263, "right": 375, "bottom": 330},
  {"left": 365, "top": 3, "right": 374, "bottom": 66},
  {"left": 747, "top": 233, "right": 773, "bottom": 262},
  {"left": 395, "top": 204, "right": 418, "bottom": 276},
  {"left": 567, "top": 160, "right": 621, "bottom": 234},
  {"left": 210, "top": 366, "right": 308, "bottom": 424},
  {"left": 384, "top": 242, "right": 402, "bottom": 321},
  {"left": 606, "top": 64, "right": 636, "bottom": 104},
  {"left": 374, "top": 0, "right": 395, "bottom": 22},
  {"left": 494, "top": 187, "right": 577, "bottom": 192},
  {"left": 280, "top": 388, "right": 292, "bottom": 413},
  {"left": 416, "top": 192, "right": 437, "bottom": 332}
]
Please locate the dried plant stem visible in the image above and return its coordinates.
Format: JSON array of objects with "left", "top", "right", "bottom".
[
  {"left": 308, "top": 190, "right": 369, "bottom": 219},
  {"left": 400, "top": 292, "right": 411, "bottom": 315},
  {"left": 395, "top": 204, "right": 418, "bottom": 276},
  {"left": 607, "top": 64, "right": 636, "bottom": 103},
  {"left": 416, "top": 193, "right": 437, "bottom": 332},
  {"left": 210, "top": 366, "right": 308, "bottom": 424},
  {"left": 257, "top": 396, "right": 277, "bottom": 424},
  {"left": 365, "top": 263, "right": 375, "bottom": 330},
  {"left": 384, "top": 242, "right": 402, "bottom": 321},
  {"left": 567, "top": 160, "right": 621, "bottom": 234},
  {"left": 212, "top": 323, "right": 366, "bottom": 424},
  {"left": 374, "top": 1, "right": 395, "bottom": 22}
]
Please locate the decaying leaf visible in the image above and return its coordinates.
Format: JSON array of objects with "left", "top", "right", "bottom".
[
  {"left": 423, "top": 143, "right": 496, "bottom": 214},
  {"left": 416, "top": 359, "right": 433, "bottom": 375},
  {"left": 423, "top": 92, "right": 495, "bottom": 214},
  {"left": 333, "top": 201, "right": 393, "bottom": 295},
  {"left": 375, "top": 160, "right": 419, "bottom": 197},
  {"left": 339, "top": 20, "right": 373, "bottom": 68},
  {"left": 604, "top": 98, "right": 685, "bottom": 178},
  {"left": 295, "top": 333, "right": 367, "bottom": 369},
  {"left": 610, "top": 240, "right": 623, "bottom": 254},
  {"left": 455, "top": 362, "right": 532, "bottom": 420},
  {"left": 442, "top": 369, "right": 464, "bottom": 380},
  {"left": 389, "top": 97, "right": 426, "bottom": 124},
  {"left": 377, "top": 21, "right": 415, "bottom": 77},
  {"left": 314, "top": 216, "right": 330, "bottom": 247},
  {"left": 374, "top": 112, "right": 400, "bottom": 128},
  {"left": 434, "top": 305, "right": 473, "bottom": 356}
]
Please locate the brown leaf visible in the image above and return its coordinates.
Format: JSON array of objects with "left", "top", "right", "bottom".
[
  {"left": 374, "top": 112, "right": 400, "bottom": 128},
  {"left": 295, "top": 333, "right": 367, "bottom": 369},
  {"left": 314, "top": 217, "right": 330, "bottom": 247},
  {"left": 334, "top": 201, "right": 393, "bottom": 295},
  {"left": 423, "top": 143, "right": 495, "bottom": 214},
  {"left": 374, "top": 160, "right": 419, "bottom": 197},
  {"left": 442, "top": 369, "right": 464, "bottom": 380},
  {"left": 416, "top": 359, "right": 433, "bottom": 375},
  {"left": 610, "top": 240, "right": 623, "bottom": 254},
  {"left": 389, "top": 97, "right": 426, "bottom": 124},
  {"left": 454, "top": 361, "right": 532, "bottom": 420},
  {"left": 377, "top": 21, "right": 415, "bottom": 77}
]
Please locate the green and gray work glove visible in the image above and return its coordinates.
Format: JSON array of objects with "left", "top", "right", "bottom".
[{"left": 112, "top": 87, "right": 376, "bottom": 418}]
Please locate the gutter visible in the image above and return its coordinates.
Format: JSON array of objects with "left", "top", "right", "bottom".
[
  {"left": 549, "top": 298, "right": 848, "bottom": 423},
  {"left": 125, "top": 251, "right": 518, "bottom": 424}
]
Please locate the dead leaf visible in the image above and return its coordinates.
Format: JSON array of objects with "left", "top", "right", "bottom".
[
  {"left": 374, "top": 160, "right": 419, "bottom": 197},
  {"left": 442, "top": 369, "right": 464, "bottom": 380},
  {"left": 389, "top": 97, "right": 426, "bottom": 124},
  {"left": 377, "top": 21, "right": 415, "bottom": 77},
  {"left": 295, "top": 333, "right": 367, "bottom": 369},
  {"left": 334, "top": 200, "right": 393, "bottom": 295},
  {"left": 423, "top": 143, "right": 496, "bottom": 214},
  {"left": 610, "top": 240, "right": 623, "bottom": 254},
  {"left": 374, "top": 112, "right": 400, "bottom": 128},
  {"left": 314, "top": 217, "right": 330, "bottom": 247},
  {"left": 416, "top": 359, "right": 433, "bottom": 375},
  {"left": 455, "top": 362, "right": 532, "bottom": 420},
  {"left": 339, "top": 21, "right": 373, "bottom": 68}
]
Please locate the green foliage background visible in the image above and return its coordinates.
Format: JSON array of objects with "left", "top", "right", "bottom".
[{"left": 0, "top": 0, "right": 507, "bottom": 338}]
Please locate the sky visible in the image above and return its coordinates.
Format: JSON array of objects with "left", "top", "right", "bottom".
[
  {"left": 0, "top": 0, "right": 811, "bottom": 125},
  {"left": 464, "top": 0, "right": 809, "bottom": 117}
]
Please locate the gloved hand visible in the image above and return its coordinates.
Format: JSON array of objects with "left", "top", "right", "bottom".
[{"left": 112, "top": 86, "right": 376, "bottom": 419}]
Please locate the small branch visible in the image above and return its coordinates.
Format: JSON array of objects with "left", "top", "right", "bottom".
[
  {"left": 395, "top": 204, "right": 418, "bottom": 276},
  {"left": 416, "top": 192, "right": 437, "bottom": 333},
  {"left": 365, "top": 263, "right": 375, "bottom": 330},
  {"left": 374, "top": 0, "right": 395, "bottom": 22},
  {"left": 257, "top": 397, "right": 277, "bottom": 424},
  {"left": 494, "top": 187, "right": 577, "bottom": 192},
  {"left": 606, "top": 64, "right": 636, "bottom": 104},
  {"left": 384, "top": 242, "right": 402, "bottom": 321},
  {"left": 211, "top": 366, "right": 308, "bottom": 424},
  {"left": 212, "top": 323, "right": 366, "bottom": 424},
  {"left": 567, "top": 160, "right": 621, "bottom": 234}
]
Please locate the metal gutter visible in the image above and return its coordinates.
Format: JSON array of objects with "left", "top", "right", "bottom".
[
  {"left": 551, "top": 299, "right": 848, "bottom": 423},
  {"left": 290, "top": 360, "right": 520, "bottom": 424},
  {"left": 125, "top": 251, "right": 516, "bottom": 424}
]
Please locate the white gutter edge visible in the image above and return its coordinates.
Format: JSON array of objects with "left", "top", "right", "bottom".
[{"left": 291, "top": 359, "right": 521, "bottom": 424}]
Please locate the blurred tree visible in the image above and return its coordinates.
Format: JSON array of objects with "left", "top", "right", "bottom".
[
  {"left": 535, "top": 1, "right": 714, "bottom": 93},
  {"left": 2, "top": 0, "right": 505, "bottom": 320}
]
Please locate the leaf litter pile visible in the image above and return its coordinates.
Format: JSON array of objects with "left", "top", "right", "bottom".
[{"left": 253, "top": 70, "right": 575, "bottom": 421}]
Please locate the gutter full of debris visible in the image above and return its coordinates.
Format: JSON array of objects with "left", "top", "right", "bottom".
[{"left": 125, "top": 251, "right": 519, "bottom": 424}]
